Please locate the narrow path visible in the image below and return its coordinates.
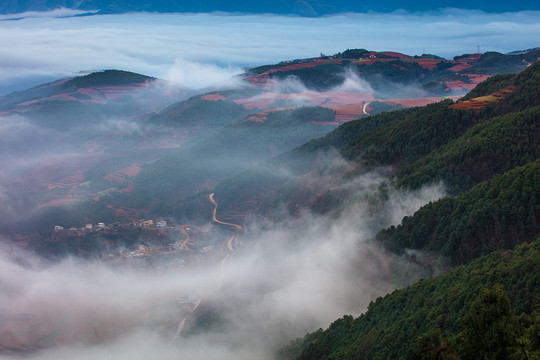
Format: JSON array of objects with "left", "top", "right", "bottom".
[{"left": 209, "top": 193, "right": 243, "bottom": 289}]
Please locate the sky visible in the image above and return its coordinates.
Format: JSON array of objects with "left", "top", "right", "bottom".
[{"left": 0, "top": 8, "right": 539, "bottom": 94}]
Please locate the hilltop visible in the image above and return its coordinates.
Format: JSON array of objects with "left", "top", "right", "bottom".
[{"left": 245, "top": 49, "right": 540, "bottom": 94}]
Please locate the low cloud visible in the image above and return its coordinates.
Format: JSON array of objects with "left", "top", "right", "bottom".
[
  {"left": 265, "top": 76, "right": 310, "bottom": 93},
  {"left": 166, "top": 59, "right": 243, "bottom": 89},
  {"left": 0, "top": 8, "right": 95, "bottom": 20},
  {"left": 0, "top": 148, "right": 447, "bottom": 359},
  {"left": 0, "top": 170, "right": 443, "bottom": 360},
  {"left": 331, "top": 67, "right": 374, "bottom": 93}
]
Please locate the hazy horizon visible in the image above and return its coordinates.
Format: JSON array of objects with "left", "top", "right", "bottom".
[{"left": 0, "top": 8, "right": 539, "bottom": 94}]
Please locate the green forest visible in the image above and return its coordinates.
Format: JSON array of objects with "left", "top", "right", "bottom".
[
  {"left": 273, "top": 61, "right": 540, "bottom": 359},
  {"left": 283, "top": 240, "right": 540, "bottom": 360}
]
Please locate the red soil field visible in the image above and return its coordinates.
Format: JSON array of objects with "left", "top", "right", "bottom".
[
  {"left": 331, "top": 103, "right": 368, "bottom": 122},
  {"left": 449, "top": 101, "right": 489, "bottom": 110},
  {"left": 448, "top": 63, "right": 473, "bottom": 72},
  {"left": 39, "top": 197, "right": 80, "bottom": 207},
  {"left": 118, "top": 183, "right": 136, "bottom": 194},
  {"left": 417, "top": 59, "right": 442, "bottom": 70},
  {"left": 380, "top": 96, "right": 462, "bottom": 108},
  {"left": 377, "top": 51, "right": 414, "bottom": 59},
  {"left": 445, "top": 74, "right": 491, "bottom": 91},
  {"left": 242, "top": 108, "right": 293, "bottom": 122},
  {"left": 17, "top": 83, "right": 152, "bottom": 107},
  {"left": 449, "top": 86, "right": 515, "bottom": 110},
  {"left": 232, "top": 91, "right": 374, "bottom": 112},
  {"left": 201, "top": 93, "right": 227, "bottom": 101},
  {"left": 103, "top": 164, "right": 142, "bottom": 183}
]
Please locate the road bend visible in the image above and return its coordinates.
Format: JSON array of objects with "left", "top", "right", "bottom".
[
  {"left": 208, "top": 193, "right": 243, "bottom": 289},
  {"left": 172, "top": 194, "right": 242, "bottom": 341},
  {"left": 180, "top": 225, "right": 192, "bottom": 250},
  {"left": 208, "top": 193, "right": 242, "bottom": 230},
  {"left": 362, "top": 101, "right": 370, "bottom": 115}
]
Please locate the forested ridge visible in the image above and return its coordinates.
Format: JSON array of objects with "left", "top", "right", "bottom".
[
  {"left": 398, "top": 105, "right": 540, "bottom": 194},
  {"left": 279, "top": 62, "right": 540, "bottom": 359},
  {"left": 284, "top": 240, "right": 540, "bottom": 360},
  {"left": 212, "top": 61, "right": 540, "bottom": 220},
  {"left": 379, "top": 159, "right": 539, "bottom": 264}
]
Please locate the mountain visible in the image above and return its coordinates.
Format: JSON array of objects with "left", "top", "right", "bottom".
[
  {"left": 135, "top": 106, "right": 339, "bottom": 202},
  {"left": 282, "top": 239, "right": 540, "bottom": 360},
  {"left": 0, "top": 70, "right": 167, "bottom": 127},
  {"left": 246, "top": 50, "right": 537, "bottom": 93},
  {"left": 1, "top": 48, "right": 539, "bottom": 359},
  {"left": 0, "top": 70, "right": 193, "bottom": 233},
  {"left": 2, "top": 0, "right": 540, "bottom": 16},
  {"left": 261, "top": 59, "right": 540, "bottom": 360},
  {"left": 5, "top": 49, "right": 538, "bottom": 235},
  {"left": 205, "top": 60, "right": 539, "bottom": 223}
]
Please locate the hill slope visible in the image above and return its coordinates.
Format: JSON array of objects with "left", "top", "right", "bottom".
[
  {"left": 284, "top": 239, "right": 540, "bottom": 360},
  {"left": 275, "top": 60, "right": 540, "bottom": 360}
]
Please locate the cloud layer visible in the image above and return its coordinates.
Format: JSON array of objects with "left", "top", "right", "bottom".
[
  {"left": 0, "top": 9, "right": 539, "bottom": 93},
  {"left": 0, "top": 172, "right": 446, "bottom": 359}
]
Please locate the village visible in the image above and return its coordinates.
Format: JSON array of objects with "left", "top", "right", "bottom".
[{"left": 49, "top": 218, "right": 220, "bottom": 263}]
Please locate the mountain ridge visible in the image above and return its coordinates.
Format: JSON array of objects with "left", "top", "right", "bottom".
[{"left": 3, "top": 0, "right": 540, "bottom": 16}]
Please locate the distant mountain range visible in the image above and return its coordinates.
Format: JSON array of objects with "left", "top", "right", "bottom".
[{"left": 2, "top": 0, "right": 540, "bottom": 15}]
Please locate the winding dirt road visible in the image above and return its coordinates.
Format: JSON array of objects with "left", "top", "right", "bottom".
[
  {"left": 208, "top": 193, "right": 242, "bottom": 230},
  {"left": 209, "top": 193, "right": 243, "bottom": 289},
  {"left": 180, "top": 225, "right": 192, "bottom": 250},
  {"left": 172, "top": 194, "right": 243, "bottom": 341},
  {"left": 362, "top": 101, "right": 370, "bottom": 115}
]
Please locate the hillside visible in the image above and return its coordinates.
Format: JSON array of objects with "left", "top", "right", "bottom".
[
  {"left": 379, "top": 159, "right": 539, "bottom": 264},
  {"left": 283, "top": 239, "right": 540, "bottom": 360},
  {"left": 269, "top": 60, "right": 540, "bottom": 360},
  {"left": 207, "top": 59, "right": 540, "bottom": 219},
  {"left": 0, "top": 70, "right": 156, "bottom": 111},
  {"left": 135, "top": 106, "right": 339, "bottom": 201},
  {"left": 244, "top": 49, "right": 540, "bottom": 95}
]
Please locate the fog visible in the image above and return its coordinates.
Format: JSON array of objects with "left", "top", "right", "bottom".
[
  {"left": 166, "top": 59, "right": 244, "bottom": 90},
  {"left": 332, "top": 67, "right": 374, "bottom": 93},
  {"left": 0, "top": 6, "right": 528, "bottom": 358},
  {"left": 1, "top": 9, "right": 540, "bottom": 93},
  {"left": 0, "top": 64, "right": 450, "bottom": 358},
  {"left": 0, "top": 165, "right": 446, "bottom": 359}
]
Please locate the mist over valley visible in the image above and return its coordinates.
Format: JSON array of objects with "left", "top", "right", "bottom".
[{"left": 1, "top": 7, "right": 540, "bottom": 359}]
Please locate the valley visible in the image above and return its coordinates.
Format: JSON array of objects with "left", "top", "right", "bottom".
[
  {"left": 0, "top": 193, "right": 242, "bottom": 354},
  {"left": 0, "top": 47, "right": 539, "bottom": 360}
]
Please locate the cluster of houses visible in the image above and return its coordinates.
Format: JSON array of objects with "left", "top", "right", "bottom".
[
  {"left": 54, "top": 219, "right": 168, "bottom": 232},
  {"left": 139, "top": 219, "right": 168, "bottom": 229}
]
